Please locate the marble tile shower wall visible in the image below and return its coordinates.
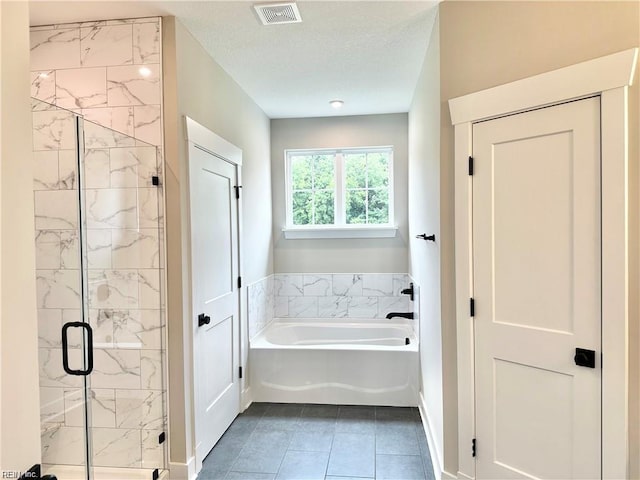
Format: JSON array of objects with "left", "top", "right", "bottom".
[
  {"left": 30, "top": 18, "right": 166, "bottom": 472},
  {"left": 275, "top": 274, "right": 412, "bottom": 319},
  {"left": 30, "top": 18, "right": 162, "bottom": 145},
  {"left": 33, "top": 104, "right": 165, "bottom": 471}
]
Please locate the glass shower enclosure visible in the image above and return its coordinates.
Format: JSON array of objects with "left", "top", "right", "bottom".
[{"left": 32, "top": 98, "right": 167, "bottom": 480}]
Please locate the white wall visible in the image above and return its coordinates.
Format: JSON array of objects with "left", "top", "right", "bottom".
[
  {"left": 0, "top": 1, "right": 41, "bottom": 473},
  {"left": 167, "top": 19, "right": 273, "bottom": 285},
  {"left": 271, "top": 114, "right": 409, "bottom": 273},
  {"left": 163, "top": 16, "right": 272, "bottom": 473},
  {"left": 408, "top": 13, "right": 443, "bottom": 475}
]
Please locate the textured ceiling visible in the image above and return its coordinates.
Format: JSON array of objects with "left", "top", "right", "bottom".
[{"left": 30, "top": 1, "right": 438, "bottom": 118}]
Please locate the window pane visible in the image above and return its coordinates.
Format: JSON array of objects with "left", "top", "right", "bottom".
[
  {"left": 368, "top": 188, "right": 389, "bottom": 224},
  {"left": 292, "top": 191, "right": 312, "bottom": 225},
  {"left": 291, "top": 156, "right": 312, "bottom": 190},
  {"left": 314, "top": 190, "right": 335, "bottom": 225},
  {"left": 313, "top": 155, "right": 335, "bottom": 189},
  {"left": 367, "top": 152, "right": 389, "bottom": 189},
  {"left": 344, "top": 154, "right": 366, "bottom": 189},
  {"left": 288, "top": 147, "right": 392, "bottom": 228},
  {"left": 346, "top": 189, "right": 367, "bottom": 224}
]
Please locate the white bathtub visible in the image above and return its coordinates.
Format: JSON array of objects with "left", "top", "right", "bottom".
[{"left": 249, "top": 318, "right": 419, "bottom": 406}]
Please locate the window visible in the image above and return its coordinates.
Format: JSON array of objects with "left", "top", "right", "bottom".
[
  {"left": 343, "top": 150, "right": 391, "bottom": 225},
  {"left": 289, "top": 152, "right": 336, "bottom": 225},
  {"left": 285, "top": 147, "right": 395, "bottom": 237}
]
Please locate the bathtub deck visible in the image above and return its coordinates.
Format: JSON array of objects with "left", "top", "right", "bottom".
[{"left": 197, "top": 403, "right": 435, "bottom": 480}]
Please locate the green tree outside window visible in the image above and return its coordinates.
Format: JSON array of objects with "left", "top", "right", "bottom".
[
  {"left": 290, "top": 154, "right": 335, "bottom": 225},
  {"left": 288, "top": 148, "right": 392, "bottom": 227}
]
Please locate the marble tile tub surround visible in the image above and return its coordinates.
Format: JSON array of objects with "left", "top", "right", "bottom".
[
  {"left": 248, "top": 274, "right": 414, "bottom": 340},
  {"left": 275, "top": 274, "right": 412, "bottom": 320},
  {"left": 247, "top": 275, "right": 275, "bottom": 340},
  {"left": 30, "top": 17, "right": 162, "bottom": 146}
]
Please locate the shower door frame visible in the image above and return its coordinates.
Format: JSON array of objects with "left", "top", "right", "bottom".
[{"left": 76, "top": 115, "right": 95, "bottom": 480}]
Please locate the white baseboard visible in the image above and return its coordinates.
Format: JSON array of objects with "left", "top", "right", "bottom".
[
  {"left": 418, "top": 391, "right": 444, "bottom": 480},
  {"left": 442, "top": 470, "right": 459, "bottom": 480},
  {"left": 169, "top": 456, "right": 197, "bottom": 480},
  {"left": 242, "top": 386, "right": 253, "bottom": 411},
  {"left": 455, "top": 471, "right": 474, "bottom": 480}
]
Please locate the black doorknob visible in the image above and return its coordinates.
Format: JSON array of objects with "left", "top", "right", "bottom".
[
  {"left": 574, "top": 348, "right": 596, "bottom": 368},
  {"left": 575, "top": 352, "right": 589, "bottom": 363},
  {"left": 198, "top": 313, "right": 211, "bottom": 327}
]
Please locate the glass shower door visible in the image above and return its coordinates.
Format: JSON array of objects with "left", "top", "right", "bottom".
[
  {"left": 79, "top": 118, "right": 167, "bottom": 480},
  {"left": 33, "top": 98, "right": 167, "bottom": 480}
]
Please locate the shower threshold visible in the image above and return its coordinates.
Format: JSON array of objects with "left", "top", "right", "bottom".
[{"left": 42, "top": 465, "right": 169, "bottom": 480}]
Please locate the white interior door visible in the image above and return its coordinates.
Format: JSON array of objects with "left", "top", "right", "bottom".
[
  {"left": 473, "top": 97, "right": 601, "bottom": 479},
  {"left": 189, "top": 144, "right": 241, "bottom": 467}
]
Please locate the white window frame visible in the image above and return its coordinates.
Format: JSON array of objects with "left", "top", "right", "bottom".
[{"left": 283, "top": 146, "right": 398, "bottom": 239}]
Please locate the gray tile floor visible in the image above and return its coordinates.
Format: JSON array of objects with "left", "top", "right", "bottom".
[{"left": 197, "top": 403, "right": 435, "bottom": 480}]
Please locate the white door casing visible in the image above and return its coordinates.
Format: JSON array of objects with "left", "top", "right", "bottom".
[
  {"left": 186, "top": 118, "right": 243, "bottom": 470},
  {"left": 473, "top": 98, "right": 601, "bottom": 478},
  {"left": 450, "top": 48, "right": 637, "bottom": 479}
]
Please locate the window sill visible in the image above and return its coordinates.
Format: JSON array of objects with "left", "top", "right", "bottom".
[{"left": 282, "top": 225, "right": 398, "bottom": 239}]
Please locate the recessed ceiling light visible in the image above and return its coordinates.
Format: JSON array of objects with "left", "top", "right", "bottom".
[
  {"left": 138, "top": 66, "right": 152, "bottom": 77},
  {"left": 330, "top": 100, "right": 344, "bottom": 109},
  {"left": 38, "top": 72, "right": 49, "bottom": 79}
]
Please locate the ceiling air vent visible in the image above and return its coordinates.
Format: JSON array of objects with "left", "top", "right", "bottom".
[{"left": 254, "top": 2, "right": 302, "bottom": 25}]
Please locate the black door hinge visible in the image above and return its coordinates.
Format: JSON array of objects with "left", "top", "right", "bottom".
[
  {"left": 158, "top": 432, "right": 166, "bottom": 444},
  {"left": 234, "top": 185, "right": 242, "bottom": 199},
  {"left": 152, "top": 175, "right": 160, "bottom": 186},
  {"left": 470, "top": 298, "right": 475, "bottom": 317},
  {"left": 152, "top": 468, "right": 159, "bottom": 480},
  {"left": 468, "top": 156, "right": 474, "bottom": 176},
  {"left": 472, "top": 438, "right": 476, "bottom": 457},
  {"left": 239, "top": 366, "right": 243, "bottom": 379},
  {"left": 237, "top": 276, "right": 242, "bottom": 288}
]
